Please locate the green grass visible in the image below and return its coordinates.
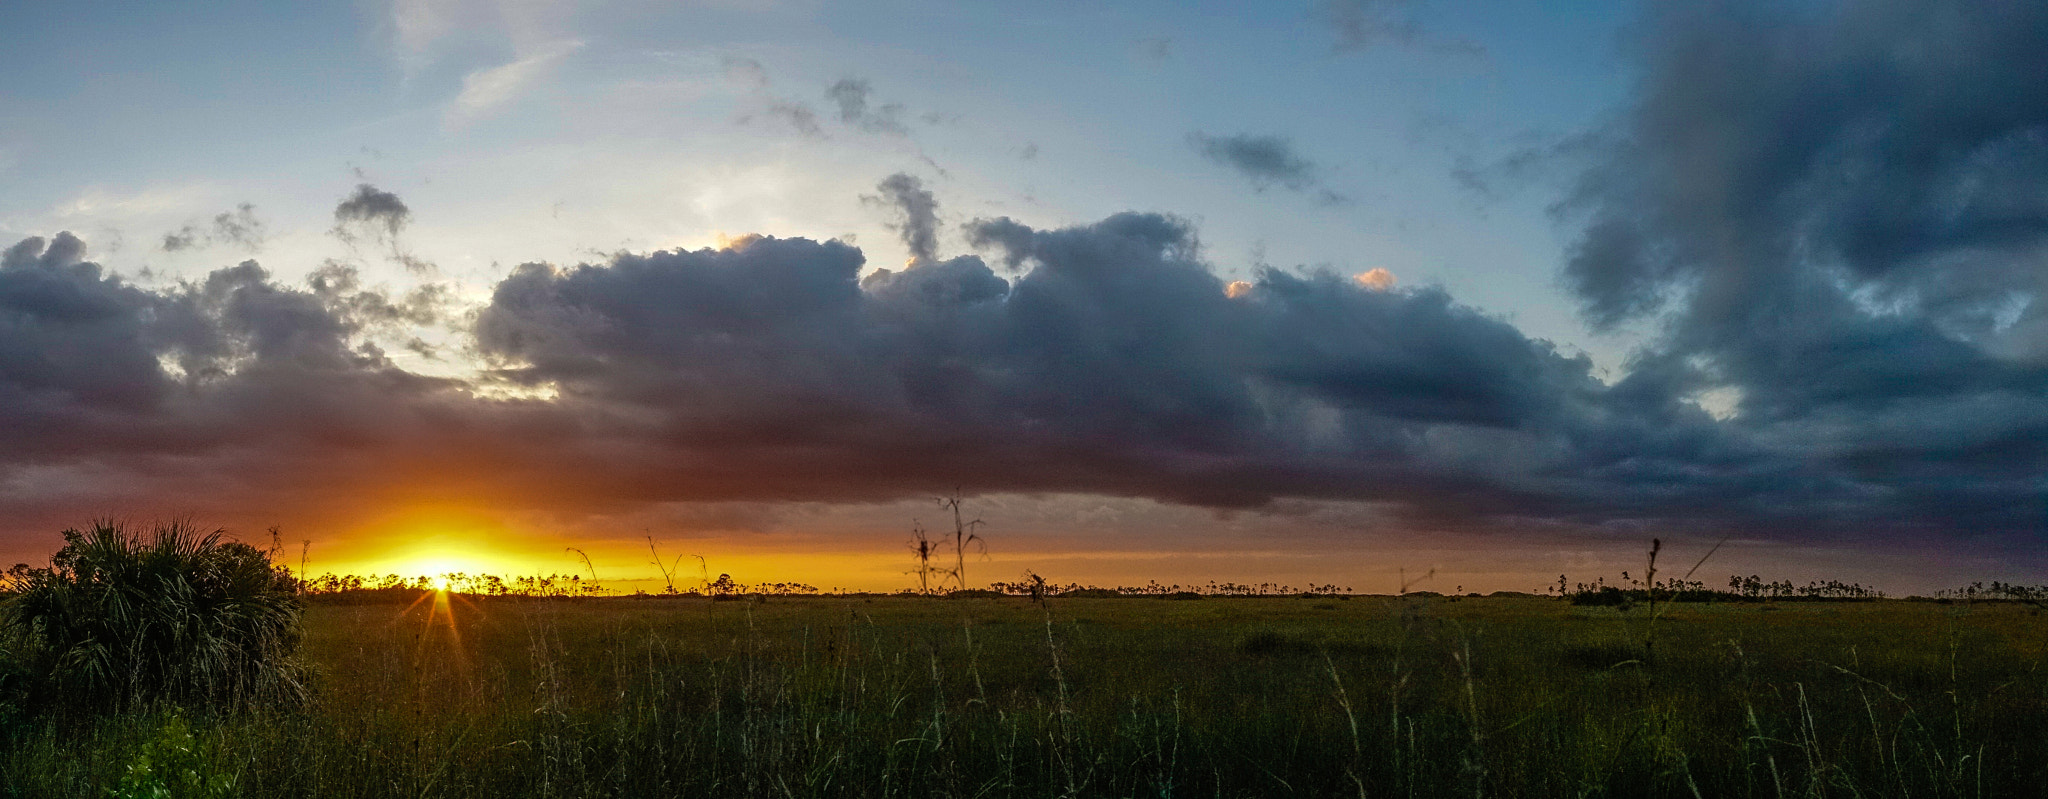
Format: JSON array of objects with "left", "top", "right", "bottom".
[{"left": 4, "top": 594, "right": 2045, "bottom": 797}]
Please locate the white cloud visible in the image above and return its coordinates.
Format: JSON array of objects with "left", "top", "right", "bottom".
[
  {"left": 444, "top": 39, "right": 585, "bottom": 130},
  {"left": 388, "top": 0, "right": 582, "bottom": 77}
]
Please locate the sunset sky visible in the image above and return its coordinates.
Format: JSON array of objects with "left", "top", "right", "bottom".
[{"left": 2, "top": 0, "right": 2044, "bottom": 593}]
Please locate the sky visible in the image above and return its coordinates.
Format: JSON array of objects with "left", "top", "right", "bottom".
[{"left": 1, "top": 0, "right": 2043, "bottom": 594}]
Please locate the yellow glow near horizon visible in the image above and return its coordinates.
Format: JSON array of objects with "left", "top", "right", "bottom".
[{"left": 342, "top": 547, "right": 525, "bottom": 582}]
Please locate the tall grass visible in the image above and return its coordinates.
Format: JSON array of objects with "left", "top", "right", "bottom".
[{"left": 3, "top": 594, "right": 2042, "bottom": 797}]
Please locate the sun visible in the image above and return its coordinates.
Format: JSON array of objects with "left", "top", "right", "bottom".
[{"left": 372, "top": 548, "right": 512, "bottom": 589}]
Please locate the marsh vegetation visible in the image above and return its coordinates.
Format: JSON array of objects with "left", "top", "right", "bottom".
[{"left": 2, "top": 575, "right": 2045, "bottom": 797}]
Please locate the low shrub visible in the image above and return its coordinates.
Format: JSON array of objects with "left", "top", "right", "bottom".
[{"left": 0, "top": 521, "right": 306, "bottom": 716}]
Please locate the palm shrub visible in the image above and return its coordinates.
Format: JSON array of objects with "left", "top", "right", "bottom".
[{"left": 0, "top": 520, "right": 307, "bottom": 715}]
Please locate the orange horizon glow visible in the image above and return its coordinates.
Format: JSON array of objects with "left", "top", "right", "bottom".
[
  {"left": 306, "top": 536, "right": 1519, "bottom": 596},
  {"left": 261, "top": 506, "right": 1973, "bottom": 598}
]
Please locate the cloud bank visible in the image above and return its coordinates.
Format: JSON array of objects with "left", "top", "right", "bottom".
[{"left": 0, "top": 0, "right": 2041, "bottom": 551}]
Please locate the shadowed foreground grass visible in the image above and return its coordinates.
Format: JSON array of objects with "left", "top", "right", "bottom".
[{"left": 6, "top": 595, "right": 2045, "bottom": 797}]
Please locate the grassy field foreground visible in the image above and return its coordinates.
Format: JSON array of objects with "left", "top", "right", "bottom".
[{"left": 7, "top": 594, "right": 2046, "bottom": 797}]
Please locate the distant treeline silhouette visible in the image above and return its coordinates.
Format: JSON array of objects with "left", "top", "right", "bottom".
[
  {"left": 983, "top": 579, "right": 1353, "bottom": 598},
  {"left": 295, "top": 572, "right": 1359, "bottom": 600},
  {"left": 284, "top": 569, "right": 2044, "bottom": 604},
  {"left": 1557, "top": 574, "right": 1904, "bottom": 606},
  {"left": 299, "top": 572, "right": 820, "bottom": 599},
  {"left": 1932, "top": 581, "right": 2048, "bottom": 603}
]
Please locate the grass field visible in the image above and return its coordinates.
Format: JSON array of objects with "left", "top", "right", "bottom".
[{"left": 6, "top": 594, "right": 2046, "bottom": 798}]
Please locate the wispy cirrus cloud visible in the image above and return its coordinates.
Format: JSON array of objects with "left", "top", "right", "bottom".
[{"left": 444, "top": 39, "right": 584, "bottom": 130}]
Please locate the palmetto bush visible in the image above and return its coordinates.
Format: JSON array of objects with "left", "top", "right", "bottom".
[{"left": 0, "top": 521, "right": 307, "bottom": 715}]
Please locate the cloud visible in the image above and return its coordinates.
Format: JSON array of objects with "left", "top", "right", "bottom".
[
  {"left": 962, "top": 216, "right": 1035, "bottom": 270},
  {"left": 13, "top": 8, "right": 2048, "bottom": 556},
  {"left": 864, "top": 173, "right": 940, "bottom": 263},
  {"left": 470, "top": 211, "right": 1616, "bottom": 511},
  {"left": 161, "top": 203, "right": 265, "bottom": 253},
  {"left": 389, "top": 0, "right": 580, "bottom": 78},
  {"left": 1451, "top": 130, "right": 1610, "bottom": 200},
  {"left": 1317, "top": 0, "right": 1482, "bottom": 57},
  {"left": 735, "top": 72, "right": 924, "bottom": 141},
  {"left": 0, "top": 219, "right": 1954, "bottom": 551},
  {"left": 1320, "top": 0, "right": 1422, "bottom": 50},
  {"left": 0, "top": 233, "right": 476, "bottom": 522},
  {"left": 1189, "top": 132, "right": 1349, "bottom": 205},
  {"left": 333, "top": 184, "right": 411, "bottom": 243},
  {"left": 720, "top": 55, "right": 770, "bottom": 90},
  {"left": 454, "top": 210, "right": 1785, "bottom": 527},
  {"left": 718, "top": 57, "right": 821, "bottom": 138},
  {"left": 332, "top": 184, "right": 432, "bottom": 273},
  {"left": 825, "top": 78, "right": 909, "bottom": 136},
  {"left": 6, "top": 215, "right": 1674, "bottom": 541},
  {"left": 1556, "top": 0, "right": 2048, "bottom": 535},
  {"left": 1352, "top": 268, "right": 1395, "bottom": 291},
  {"left": 444, "top": 39, "right": 583, "bottom": 129},
  {"left": 750, "top": 102, "right": 826, "bottom": 138}
]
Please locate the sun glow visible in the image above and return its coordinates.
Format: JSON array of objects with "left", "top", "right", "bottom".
[{"left": 355, "top": 547, "right": 529, "bottom": 586}]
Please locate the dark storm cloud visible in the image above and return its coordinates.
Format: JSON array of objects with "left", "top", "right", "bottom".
[
  {"left": 459, "top": 209, "right": 1781, "bottom": 521},
  {"left": 0, "top": 188, "right": 2009, "bottom": 544},
  {"left": 162, "top": 203, "right": 265, "bottom": 253},
  {"left": 962, "top": 216, "right": 1035, "bottom": 270},
  {"left": 1189, "top": 133, "right": 1348, "bottom": 205},
  {"left": 1566, "top": 1, "right": 2048, "bottom": 334},
  {"left": 0, "top": 232, "right": 482, "bottom": 503},
  {"left": 0, "top": 236, "right": 662, "bottom": 561},
  {"left": 0, "top": 233, "right": 170, "bottom": 414},
  {"left": 1559, "top": 0, "right": 2048, "bottom": 536},
  {"left": 864, "top": 173, "right": 940, "bottom": 263}
]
